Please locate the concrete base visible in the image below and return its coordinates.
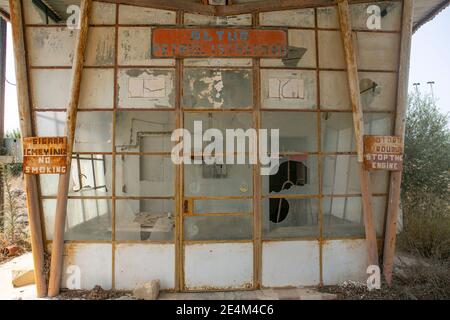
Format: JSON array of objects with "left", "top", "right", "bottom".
[
  {"left": 0, "top": 254, "right": 336, "bottom": 300},
  {"left": 159, "top": 288, "right": 336, "bottom": 300},
  {"left": 0, "top": 253, "right": 39, "bottom": 300}
]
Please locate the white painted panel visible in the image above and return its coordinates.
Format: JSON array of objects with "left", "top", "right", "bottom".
[
  {"left": 85, "top": 27, "right": 116, "bottom": 66},
  {"left": 118, "top": 27, "right": 175, "bottom": 66},
  {"left": 350, "top": 2, "right": 402, "bottom": 32},
  {"left": 359, "top": 72, "right": 397, "bottom": 111},
  {"left": 184, "top": 243, "right": 253, "bottom": 290},
  {"left": 31, "top": 69, "right": 70, "bottom": 109},
  {"left": 262, "top": 241, "right": 320, "bottom": 287},
  {"left": 261, "top": 69, "right": 317, "bottom": 109},
  {"left": 27, "top": 27, "right": 76, "bottom": 67},
  {"left": 118, "top": 68, "right": 175, "bottom": 108},
  {"left": 27, "top": 27, "right": 114, "bottom": 67},
  {"left": 318, "top": 30, "right": 346, "bottom": 69},
  {"left": 318, "top": 2, "right": 402, "bottom": 31},
  {"left": 32, "top": 69, "right": 113, "bottom": 109},
  {"left": 260, "top": 9, "right": 315, "bottom": 27},
  {"left": 356, "top": 32, "right": 400, "bottom": 71},
  {"left": 317, "top": 6, "right": 339, "bottom": 29},
  {"left": 79, "top": 69, "right": 114, "bottom": 109},
  {"left": 61, "top": 243, "right": 112, "bottom": 290},
  {"left": 322, "top": 239, "right": 369, "bottom": 285},
  {"left": 321, "top": 71, "right": 397, "bottom": 111},
  {"left": 115, "top": 244, "right": 175, "bottom": 290},
  {"left": 320, "top": 71, "right": 351, "bottom": 110},
  {"left": 184, "top": 13, "right": 252, "bottom": 26},
  {"left": 91, "top": 1, "right": 116, "bottom": 25},
  {"left": 119, "top": 5, "right": 176, "bottom": 25},
  {"left": 261, "top": 29, "right": 316, "bottom": 68}
]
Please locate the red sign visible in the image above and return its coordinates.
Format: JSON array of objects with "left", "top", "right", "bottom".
[
  {"left": 364, "top": 135, "right": 403, "bottom": 171},
  {"left": 152, "top": 28, "right": 288, "bottom": 58},
  {"left": 23, "top": 137, "right": 67, "bottom": 175}
]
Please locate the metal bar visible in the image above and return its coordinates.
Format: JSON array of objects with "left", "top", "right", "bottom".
[
  {"left": 383, "top": 0, "right": 413, "bottom": 286},
  {"left": 47, "top": 0, "right": 92, "bottom": 297},
  {"left": 8, "top": 0, "right": 47, "bottom": 298}
]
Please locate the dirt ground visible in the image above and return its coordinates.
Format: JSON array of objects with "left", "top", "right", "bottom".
[{"left": 319, "top": 256, "right": 450, "bottom": 300}]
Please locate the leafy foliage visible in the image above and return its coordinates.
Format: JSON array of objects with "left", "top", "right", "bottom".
[
  {"left": 399, "top": 93, "right": 450, "bottom": 260},
  {"left": 402, "top": 92, "right": 450, "bottom": 201}
]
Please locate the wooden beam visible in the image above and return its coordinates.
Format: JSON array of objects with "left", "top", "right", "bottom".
[
  {"left": 0, "top": 18, "right": 6, "bottom": 219},
  {"left": 8, "top": 0, "right": 47, "bottom": 298},
  {"left": 47, "top": 0, "right": 92, "bottom": 298},
  {"left": 100, "top": 0, "right": 215, "bottom": 15},
  {"left": 99, "top": 0, "right": 394, "bottom": 16},
  {"left": 337, "top": 0, "right": 378, "bottom": 267},
  {"left": 383, "top": 0, "right": 414, "bottom": 286}
]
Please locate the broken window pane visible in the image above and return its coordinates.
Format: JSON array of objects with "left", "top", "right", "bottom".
[
  {"left": 321, "top": 112, "right": 393, "bottom": 152},
  {"left": 323, "top": 196, "right": 386, "bottom": 238},
  {"left": 323, "top": 155, "right": 390, "bottom": 195},
  {"left": 322, "top": 197, "right": 365, "bottom": 238},
  {"left": 321, "top": 112, "right": 355, "bottom": 153},
  {"left": 262, "top": 198, "right": 319, "bottom": 239},
  {"left": 115, "top": 199, "right": 174, "bottom": 241},
  {"left": 116, "top": 155, "right": 174, "bottom": 197},
  {"left": 115, "top": 111, "right": 175, "bottom": 153},
  {"left": 261, "top": 111, "right": 317, "bottom": 153},
  {"left": 43, "top": 199, "right": 112, "bottom": 241},
  {"left": 262, "top": 156, "right": 319, "bottom": 196},
  {"left": 192, "top": 199, "right": 252, "bottom": 214},
  {"left": 323, "top": 155, "right": 360, "bottom": 195},
  {"left": 74, "top": 111, "right": 113, "bottom": 152},
  {"left": 40, "top": 155, "right": 112, "bottom": 197},
  {"left": 184, "top": 216, "right": 252, "bottom": 241},
  {"left": 183, "top": 69, "right": 253, "bottom": 109}
]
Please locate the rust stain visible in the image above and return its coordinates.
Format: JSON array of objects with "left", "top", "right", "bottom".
[
  {"left": 152, "top": 28, "right": 288, "bottom": 58},
  {"left": 23, "top": 137, "right": 67, "bottom": 175},
  {"left": 186, "top": 282, "right": 253, "bottom": 291},
  {"left": 364, "top": 135, "right": 403, "bottom": 171}
]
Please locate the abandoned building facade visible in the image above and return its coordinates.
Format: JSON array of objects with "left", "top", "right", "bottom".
[{"left": 3, "top": 0, "right": 445, "bottom": 295}]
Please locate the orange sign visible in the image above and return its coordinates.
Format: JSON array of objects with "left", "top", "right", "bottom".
[
  {"left": 364, "top": 135, "right": 403, "bottom": 171},
  {"left": 23, "top": 137, "right": 67, "bottom": 174},
  {"left": 152, "top": 28, "right": 288, "bottom": 58}
]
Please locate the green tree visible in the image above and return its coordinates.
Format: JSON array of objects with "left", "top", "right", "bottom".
[
  {"left": 399, "top": 92, "right": 450, "bottom": 260},
  {"left": 402, "top": 92, "right": 450, "bottom": 202}
]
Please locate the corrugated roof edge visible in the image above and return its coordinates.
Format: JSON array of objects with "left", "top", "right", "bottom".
[{"left": 413, "top": 0, "right": 450, "bottom": 33}]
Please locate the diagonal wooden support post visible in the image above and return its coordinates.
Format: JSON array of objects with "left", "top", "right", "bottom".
[
  {"left": 337, "top": 0, "right": 379, "bottom": 267},
  {"left": 383, "top": 0, "right": 413, "bottom": 286},
  {"left": 48, "top": 0, "right": 92, "bottom": 297},
  {"left": 9, "top": 0, "right": 47, "bottom": 298}
]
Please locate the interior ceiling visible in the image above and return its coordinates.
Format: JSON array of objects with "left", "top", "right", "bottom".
[{"left": 0, "top": 0, "right": 448, "bottom": 32}]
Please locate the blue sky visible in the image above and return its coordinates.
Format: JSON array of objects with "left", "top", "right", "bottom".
[
  {"left": 3, "top": 7, "right": 450, "bottom": 133},
  {"left": 409, "top": 7, "right": 450, "bottom": 114}
]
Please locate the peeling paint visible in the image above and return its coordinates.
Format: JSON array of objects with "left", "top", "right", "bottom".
[{"left": 183, "top": 69, "right": 252, "bottom": 109}]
